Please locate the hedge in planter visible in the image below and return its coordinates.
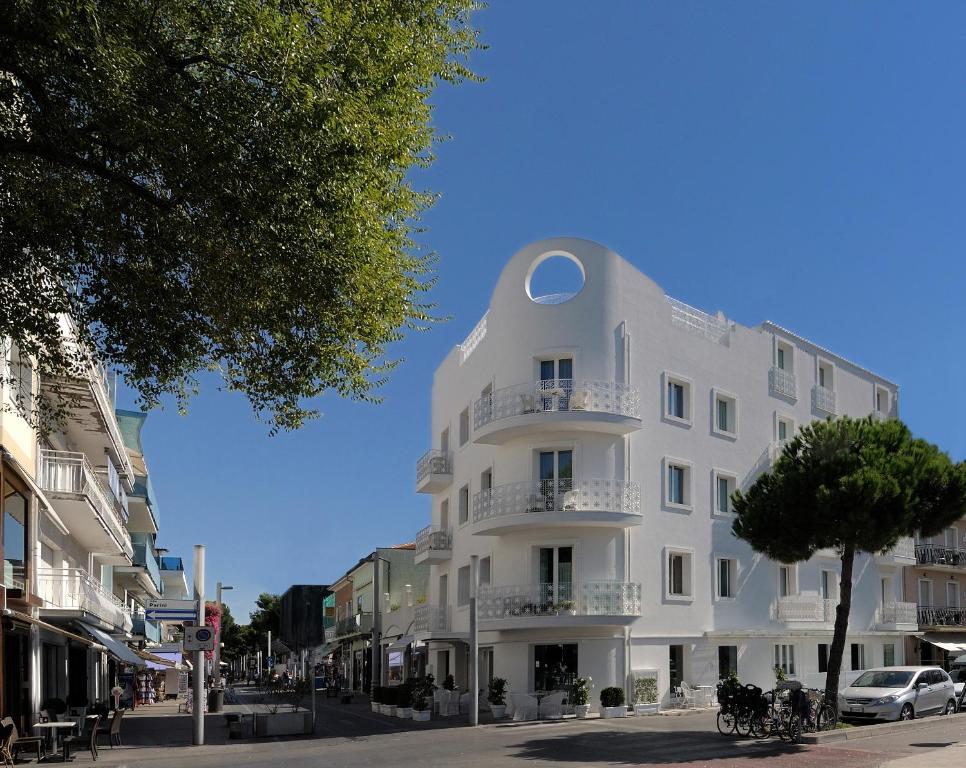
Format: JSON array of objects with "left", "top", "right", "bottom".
[
  {"left": 600, "top": 687, "right": 625, "bottom": 708},
  {"left": 487, "top": 677, "right": 507, "bottom": 717}
]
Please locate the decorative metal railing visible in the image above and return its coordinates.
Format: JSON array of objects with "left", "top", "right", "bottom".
[
  {"left": 918, "top": 605, "right": 966, "bottom": 627},
  {"left": 473, "top": 478, "right": 641, "bottom": 524},
  {"left": 812, "top": 385, "right": 837, "bottom": 414},
  {"left": 877, "top": 602, "right": 917, "bottom": 625},
  {"left": 335, "top": 613, "right": 373, "bottom": 638},
  {"left": 666, "top": 296, "right": 730, "bottom": 343},
  {"left": 459, "top": 312, "right": 488, "bottom": 365},
  {"left": 776, "top": 596, "right": 836, "bottom": 622},
  {"left": 479, "top": 581, "right": 641, "bottom": 620},
  {"left": 915, "top": 544, "right": 966, "bottom": 568},
  {"left": 473, "top": 379, "right": 640, "bottom": 430},
  {"left": 416, "top": 450, "right": 452, "bottom": 484},
  {"left": 37, "top": 567, "right": 131, "bottom": 630},
  {"left": 413, "top": 604, "right": 451, "bottom": 634},
  {"left": 415, "top": 526, "right": 452, "bottom": 556},
  {"left": 768, "top": 367, "right": 796, "bottom": 399}
]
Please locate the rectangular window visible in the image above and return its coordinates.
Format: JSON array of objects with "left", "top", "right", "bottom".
[
  {"left": 717, "top": 558, "right": 735, "bottom": 599},
  {"left": 716, "top": 475, "right": 732, "bottom": 515},
  {"left": 818, "top": 644, "right": 828, "bottom": 673},
  {"left": 777, "top": 347, "right": 785, "bottom": 370},
  {"left": 670, "top": 554, "right": 685, "bottom": 595},
  {"left": 850, "top": 643, "right": 865, "bottom": 671},
  {"left": 459, "top": 408, "right": 470, "bottom": 445},
  {"left": 666, "top": 550, "right": 693, "bottom": 598},
  {"left": 945, "top": 527, "right": 958, "bottom": 550},
  {"left": 664, "top": 373, "right": 691, "bottom": 423},
  {"left": 438, "top": 574, "right": 448, "bottom": 607},
  {"left": 718, "top": 646, "right": 738, "bottom": 679},
  {"left": 876, "top": 389, "right": 884, "bottom": 412},
  {"left": 821, "top": 570, "right": 836, "bottom": 601},
  {"left": 717, "top": 398, "right": 729, "bottom": 432},
  {"left": 479, "top": 556, "right": 491, "bottom": 587},
  {"left": 883, "top": 643, "right": 895, "bottom": 667},
  {"left": 919, "top": 579, "right": 934, "bottom": 607},
  {"left": 712, "top": 390, "right": 737, "bottom": 437},
  {"left": 669, "top": 382, "right": 684, "bottom": 419},
  {"left": 779, "top": 566, "right": 791, "bottom": 598},
  {"left": 481, "top": 468, "right": 492, "bottom": 492},
  {"left": 440, "top": 427, "right": 449, "bottom": 454},
  {"left": 457, "top": 565, "right": 470, "bottom": 607},
  {"left": 774, "top": 644, "right": 796, "bottom": 676},
  {"left": 778, "top": 419, "right": 789, "bottom": 442},
  {"left": 818, "top": 366, "right": 826, "bottom": 387},
  {"left": 458, "top": 485, "right": 469, "bottom": 525},
  {"left": 440, "top": 499, "right": 449, "bottom": 530},
  {"left": 947, "top": 582, "right": 959, "bottom": 609},
  {"left": 669, "top": 465, "right": 685, "bottom": 505}
]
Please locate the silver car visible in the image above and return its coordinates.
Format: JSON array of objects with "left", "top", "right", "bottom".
[{"left": 839, "top": 666, "right": 957, "bottom": 722}]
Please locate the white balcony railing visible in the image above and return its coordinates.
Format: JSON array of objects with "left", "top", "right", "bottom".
[
  {"left": 415, "top": 525, "right": 452, "bottom": 556},
  {"left": 473, "top": 379, "right": 640, "bottom": 430},
  {"left": 479, "top": 581, "right": 642, "bottom": 620},
  {"left": 39, "top": 450, "right": 131, "bottom": 545},
  {"left": 473, "top": 478, "right": 641, "bottom": 524},
  {"left": 416, "top": 450, "right": 452, "bottom": 484},
  {"left": 3, "top": 563, "right": 25, "bottom": 590},
  {"left": 812, "top": 385, "right": 837, "bottom": 414},
  {"left": 459, "top": 312, "right": 488, "bottom": 365},
  {"left": 413, "top": 604, "right": 451, "bottom": 634},
  {"left": 776, "top": 596, "right": 836, "bottom": 622},
  {"left": 768, "top": 367, "right": 796, "bottom": 399},
  {"left": 666, "top": 296, "right": 731, "bottom": 343},
  {"left": 878, "top": 602, "right": 917, "bottom": 625},
  {"left": 37, "top": 567, "right": 131, "bottom": 630}
]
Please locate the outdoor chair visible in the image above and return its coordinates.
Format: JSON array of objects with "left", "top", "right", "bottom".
[
  {"left": 679, "top": 682, "right": 697, "bottom": 709},
  {"left": 62, "top": 715, "right": 99, "bottom": 762},
  {"left": 537, "top": 692, "right": 566, "bottom": 719},
  {"left": 97, "top": 708, "right": 125, "bottom": 748},
  {"left": 0, "top": 723, "right": 14, "bottom": 767},
  {"left": 440, "top": 690, "right": 460, "bottom": 716},
  {"left": 1, "top": 717, "right": 45, "bottom": 762},
  {"left": 510, "top": 693, "right": 538, "bottom": 721}
]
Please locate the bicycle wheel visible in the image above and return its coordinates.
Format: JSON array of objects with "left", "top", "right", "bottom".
[
  {"left": 750, "top": 712, "right": 771, "bottom": 738},
  {"left": 785, "top": 714, "right": 803, "bottom": 744},
  {"left": 735, "top": 711, "right": 753, "bottom": 737},
  {"left": 817, "top": 702, "right": 837, "bottom": 731},
  {"left": 775, "top": 710, "right": 791, "bottom": 741},
  {"left": 716, "top": 710, "right": 736, "bottom": 735}
]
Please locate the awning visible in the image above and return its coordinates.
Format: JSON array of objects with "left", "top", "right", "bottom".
[
  {"left": 316, "top": 641, "right": 339, "bottom": 658},
  {"left": 921, "top": 634, "right": 966, "bottom": 653},
  {"left": 4, "top": 610, "right": 103, "bottom": 649},
  {"left": 385, "top": 635, "right": 414, "bottom": 652},
  {"left": 76, "top": 622, "right": 145, "bottom": 667},
  {"left": 136, "top": 649, "right": 181, "bottom": 670}
]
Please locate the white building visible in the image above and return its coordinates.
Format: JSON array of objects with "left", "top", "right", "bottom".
[{"left": 413, "top": 237, "right": 914, "bottom": 709}]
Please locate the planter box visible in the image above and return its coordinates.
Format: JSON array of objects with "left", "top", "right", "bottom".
[
  {"left": 490, "top": 704, "right": 507, "bottom": 719},
  {"left": 253, "top": 711, "right": 313, "bottom": 737},
  {"left": 412, "top": 709, "right": 431, "bottom": 722},
  {"left": 634, "top": 703, "right": 660, "bottom": 716},
  {"left": 381, "top": 704, "right": 397, "bottom": 716},
  {"left": 574, "top": 705, "right": 590, "bottom": 719},
  {"left": 396, "top": 707, "right": 412, "bottom": 718},
  {"left": 371, "top": 702, "right": 381, "bottom": 713},
  {"left": 601, "top": 706, "right": 626, "bottom": 719}
]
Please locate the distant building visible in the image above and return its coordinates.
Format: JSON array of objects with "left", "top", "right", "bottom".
[{"left": 279, "top": 584, "right": 331, "bottom": 655}]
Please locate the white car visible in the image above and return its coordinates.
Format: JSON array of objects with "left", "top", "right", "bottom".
[{"left": 839, "top": 666, "right": 956, "bottom": 722}]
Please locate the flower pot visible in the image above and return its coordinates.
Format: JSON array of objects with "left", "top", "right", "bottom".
[
  {"left": 574, "top": 704, "right": 590, "bottom": 719},
  {"left": 371, "top": 702, "right": 381, "bottom": 713},
  {"left": 381, "top": 704, "right": 397, "bottom": 716},
  {"left": 601, "top": 706, "right": 626, "bottom": 719},
  {"left": 634, "top": 703, "right": 660, "bottom": 716},
  {"left": 412, "top": 709, "right": 431, "bottom": 722},
  {"left": 396, "top": 707, "right": 412, "bottom": 719},
  {"left": 490, "top": 704, "right": 507, "bottom": 719}
]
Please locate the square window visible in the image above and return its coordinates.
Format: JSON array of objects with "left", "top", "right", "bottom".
[
  {"left": 665, "top": 548, "right": 693, "bottom": 600},
  {"left": 663, "top": 372, "right": 692, "bottom": 425},
  {"left": 665, "top": 458, "right": 692, "bottom": 510},
  {"left": 717, "top": 558, "right": 736, "bottom": 599},
  {"left": 713, "top": 470, "right": 737, "bottom": 516},
  {"left": 458, "top": 484, "right": 469, "bottom": 525},
  {"left": 459, "top": 407, "right": 470, "bottom": 445},
  {"left": 712, "top": 389, "right": 738, "bottom": 438}
]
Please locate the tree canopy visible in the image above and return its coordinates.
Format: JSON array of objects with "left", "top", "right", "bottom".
[
  {"left": 733, "top": 416, "right": 966, "bottom": 711},
  {"left": 0, "top": 0, "right": 481, "bottom": 433}
]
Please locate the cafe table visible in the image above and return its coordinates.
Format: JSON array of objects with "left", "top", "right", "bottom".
[{"left": 32, "top": 720, "right": 78, "bottom": 760}]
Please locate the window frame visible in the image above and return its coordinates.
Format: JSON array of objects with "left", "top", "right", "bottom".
[
  {"left": 458, "top": 484, "right": 470, "bottom": 526},
  {"left": 715, "top": 555, "right": 737, "bottom": 601},
  {"left": 457, "top": 565, "right": 471, "bottom": 608},
  {"left": 778, "top": 564, "right": 797, "bottom": 598},
  {"left": 774, "top": 643, "right": 796, "bottom": 677},
  {"left": 711, "top": 468, "right": 738, "bottom": 518},
  {"left": 664, "top": 546, "right": 695, "bottom": 602},
  {"left": 711, "top": 388, "right": 739, "bottom": 439},
  {"left": 662, "top": 371, "right": 693, "bottom": 427},
  {"left": 663, "top": 456, "right": 693, "bottom": 512},
  {"left": 459, "top": 406, "right": 470, "bottom": 446}
]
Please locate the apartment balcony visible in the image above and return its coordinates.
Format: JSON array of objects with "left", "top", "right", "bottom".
[
  {"left": 918, "top": 605, "right": 966, "bottom": 629},
  {"left": 414, "top": 525, "right": 452, "bottom": 565},
  {"left": 776, "top": 596, "right": 836, "bottom": 625},
  {"left": 914, "top": 544, "right": 966, "bottom": 570},
  {"left": 2, "top": 563, "right": 25, "bottom": 594},
  {"left": 875, "top": 601, "right": 918, "bottom": 631},
  {"left": 875, "top": 537, "right": 916, "bottom": 565},
  {"left": 335, "top": 613, "right": 373, "bottom": 639},
  {"left": 812, "top": 385, "right": 837, "bottom": 415},
  {"left": 479, "top": 581, "right": 642, "bottom": 630},
  {"left": 472, "top": 478, "right": 642, "bottom": 536},
  {"left": 159, "top": 556, "right": 189, "bottom": 600},
  {"left": 114, "top": 542, "right": 164, "bottom": 598},
  {"left": 37, "top": 567, "right": 132, "bottom": 632},
  {"left": 472, "top": 379, "right": 641, "bottom": 445},
  {"left": 38, "top": 450, "right": 133, "bottom": 563},
  {"left": 413, "top": 604, "right": 466, "bottom": 641},
  {"left": 768, "top": 367, "right": 796, "bottom": 400},
  {"left": 132, "top": 612, "right": 162, "bottom": 643},
  {"left": 415, "top": 450, "right": 453, "bottom": 494}
]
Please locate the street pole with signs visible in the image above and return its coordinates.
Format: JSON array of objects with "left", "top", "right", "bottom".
[{"left": 192, "top": 545, "right": 205, "bottom": 746}]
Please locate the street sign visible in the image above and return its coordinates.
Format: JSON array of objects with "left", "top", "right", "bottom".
[
  {"left": 145, "top": 599, "right": 199, "bottom": 621},
  {"left": 184, "top": 626, "right": 215, "bottom": 652}
]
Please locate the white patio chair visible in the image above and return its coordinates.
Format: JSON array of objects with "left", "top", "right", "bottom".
[
  {"left": 679, "top": 682, "right": 696, "bottom": 709},
  {"left": 510, "top": 693, "right": 538, "bottom": 721},
  {"left": 538, "top": 691, "right": 566, "bottom": 720}
]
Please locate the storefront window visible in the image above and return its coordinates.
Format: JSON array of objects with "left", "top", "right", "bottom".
[
  {"left": 3, "top": 479, "right": 28, "bottom": 590},
  {"left": 387, "top": 650, "right": 404, "bottom": 683},
  {"left": 534, "top": 643, "right": 577, "bottom": 692}
]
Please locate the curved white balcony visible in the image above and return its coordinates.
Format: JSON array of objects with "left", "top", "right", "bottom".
[
  {"left": 414, "top": 525, "right": 452, "bottom": 565},
  {"left": 472, "top": 379, "right": 641, "bottom": 444},
  {"left": 479, "top": 581, "right": 641, "bottom": 630},
  {"left": 415, "top": 449, "right": 453, "bottom": 493},
  {"left": 471, "top": 478, "right": 642, "bottom": 536}
]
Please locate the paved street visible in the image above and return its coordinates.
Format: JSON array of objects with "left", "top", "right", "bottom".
[{"left": 76, "top": 689, "right": 966, "bottom": 768}]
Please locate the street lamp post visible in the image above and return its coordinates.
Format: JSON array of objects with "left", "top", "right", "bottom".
[{"left": 214, "top": 582, "right": 233, "bottom": 685}]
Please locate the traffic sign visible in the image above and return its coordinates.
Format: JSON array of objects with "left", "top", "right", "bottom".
[
  {"left": 145, "top": 599, "right": 199, "bottom": 621},
  {"left": 184, "top": 626, "right": 215, "bottom": 652}
]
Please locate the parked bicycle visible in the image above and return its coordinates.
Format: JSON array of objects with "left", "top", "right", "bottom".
[{"left": 716, "top": 679, "right": 836, "bottom": 742}]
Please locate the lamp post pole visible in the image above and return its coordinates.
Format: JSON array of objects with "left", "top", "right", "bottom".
[
  {"left": 213, "top": 582, "right": 233, "bottom": 685},
  {"left": 192, "top": 545, "right": 205, "bottom": 746}
]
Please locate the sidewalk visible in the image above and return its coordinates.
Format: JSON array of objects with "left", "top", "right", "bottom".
[{"left": 885, "top": 742, "right": 966, "bottom": 768}]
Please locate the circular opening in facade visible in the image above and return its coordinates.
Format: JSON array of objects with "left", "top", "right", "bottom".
[{"left": 525, "top": 252, "right": 586, "bottom": 305}]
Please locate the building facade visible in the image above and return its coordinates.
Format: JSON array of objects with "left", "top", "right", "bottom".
[{"left": 413, "top": 237, "right": 912, "bottom": 709}]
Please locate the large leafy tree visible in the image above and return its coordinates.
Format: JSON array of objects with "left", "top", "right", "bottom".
[
  {"left": 733, "top": 416, "right": 966, "bottom": 712},
  {"left": 0, "top": 0, "right": 481, "bottom": 433}
]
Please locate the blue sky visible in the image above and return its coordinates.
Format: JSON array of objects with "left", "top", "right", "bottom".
[{"left": 123, "top": 2, "right": 966, "bottom": 619}]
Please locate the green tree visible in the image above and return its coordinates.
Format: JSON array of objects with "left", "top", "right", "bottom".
[
  {"left": 0, "top": 0, "right": 481, "bottom": 434},
  {"left": 733, "top": 416, "right": 966, "bottom": 713}
]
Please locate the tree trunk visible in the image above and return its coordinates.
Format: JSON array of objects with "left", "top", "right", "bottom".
[{"left": 825, "top": 545, "right": 855, "bottom": 711}]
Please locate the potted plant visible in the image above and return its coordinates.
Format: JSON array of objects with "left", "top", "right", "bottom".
[
  {"left": 599, "top": 686, "right": 626, "bottom": 718},
  {"left": 411, "top": 675, "right": 434, "bottom": 722},
  {"left": 371, "top": 685, "right": 382, "bottom": 713},
  {"left": 487, "top": 677, "right": 508, "bottom": 718},
  {"left": 396, "top": 683, "right": 413, "bottom": 719},
  {"left": 572, "top": 676, "right": 592, "bottom": 718},
  {"left": 633, "top": 677, "right": 660, "bottom": 715},
  {"left": 443, "top": 674, "right": 456, "bottom": 692},
  {"left": 252, "top": 679, "right": 314, "bottom": 736},
  {"left": 380, "top": 685, "right": 398, "bottom": 716}
]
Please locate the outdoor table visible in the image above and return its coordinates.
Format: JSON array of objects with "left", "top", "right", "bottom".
[
  {"left": 695, "top": 686, "right": 715, "bottom": 708},
  {"left": 32, "top": 721, "right": 77, "bottom": 760}
]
